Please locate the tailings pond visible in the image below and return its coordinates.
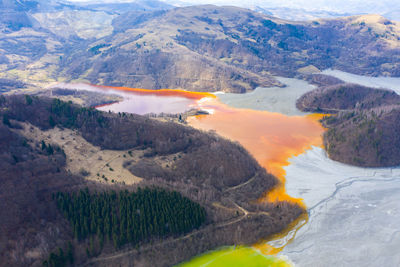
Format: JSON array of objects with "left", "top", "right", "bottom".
[{"left": 56, "top": 74, "right": 400, "bottom": 266}]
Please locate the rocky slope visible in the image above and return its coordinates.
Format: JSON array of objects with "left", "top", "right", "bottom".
[
  {"left": 0, "top": 0, "right": 172, "bottom": 89},
  {"left": 297, "top": 83, "right": 400, "bottom": 167},
  {"left": 1, "top": 4, "right": 400, "bottom": 92},
  {"left": 59, "top": 6, "right": 400, "bottom": 92}
]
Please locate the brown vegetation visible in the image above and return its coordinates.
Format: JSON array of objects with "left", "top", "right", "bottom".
[
  {"left": 61, "top": 7, "right": 400, "bottom": 92},
  {"left": 322, "top": 108, "right": 400, "bottom": 167},
  {"left": 298, "top": 74, "right": 345, "bottom": 87},
  {"left": 0, "top": 95, "right": 304, "bottom": 266},
  {"left": 36, "top": 88, "right": 123, "bottom": 107},
  {"left": 0, "top": 120, "right": 84, "bottom": 266},
  {"left": 297, "top": 83, "right": 400, "bottom": 113},
  {"left": 2, "top": 5, "right": 400, "bottom": 92},
  {"left": 297, "top": 83, "right": 400, "bottom": 167},
  {"left": 0, "top": 78, "right": 26, "bottom": 93}
]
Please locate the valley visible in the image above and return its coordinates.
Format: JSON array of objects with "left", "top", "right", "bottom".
[
  {"left": 3, "top": 70, "right": 400, "bottom": 266},
  {"left": 91, "top": 73, "right": 400, "bottom": 266},
  {"left": 1, "top": 1, "right": 400, "bottom": 266},
  {"left": 0, "top": 93, "right": 303, "bottom": 266},
  {"left": 2, "top": 4, "right": 400, "bottom": 93},
  {"left": 68, "top": 77, "right": 323, "bottom": 265},
  {"left": 322, "top": 69, "right": 400, "bottom": 94}
]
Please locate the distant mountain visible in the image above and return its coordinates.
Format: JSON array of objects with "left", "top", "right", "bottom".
[
  {"left": 76, "top": 0, "right": 173, "bottom": 14},
  {"left": 1, "top": 4, "right": 400, "bottom": 93},
  {"left": 0, "top": 0, "right": 39, "bottom": 31},
  {"left": 254, "top": 6, "right": 351, "bottom": 21},
  {"left": 160, "top": 0, "right": 400, "bottom": 21},
  {"left": 0, "top": 0, "right": 40, "bottom": 11},
  {"left": 384, "top": 10, "right": 400, "bottom": 22},
  {"left": 0, "top": 0, "right": 172, "bottom": 31},
  {"left": 58, "top": 5, "right": 400, "bottom": 92}
]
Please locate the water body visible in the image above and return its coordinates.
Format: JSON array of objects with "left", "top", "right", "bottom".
[
  {"left": 67, "top": 78, "right": 324, "bottom": 266},
  {"left": 188, "top": 99, "right": 324, "bottom": 204},
  {"left": 185, "top": 74, "right": 400, "bottom": 266},
  {"left": 184, "top": 80, "right": 325, "bottom": 265},
  {"left": 63, "top": 75, "right": 400, "bottom": 266},
  {"left": 179, "top": 246, "right": 291, "bottom": 267},
  {"left": 217, "top": 77, "right": 316, "bottom": 116},
  {"left": 96, "top": 94, "right": 195, "bottom": 115},
  {"left": 51, "top": 83, "right": 207, "bottom": 115},
  {"left": 322, "top": 69, "right": 400, "bottom": 95},
  {"left": 281, "top": 147, "right": 400, "bottom": 267}
]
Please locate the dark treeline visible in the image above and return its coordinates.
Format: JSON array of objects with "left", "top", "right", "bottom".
[
  {"left": 297, "top": 83, "right": 400, "bottom": 113},
  {"left": 54, "top": 188, "right": 206, "bottom": 250},
  {"left": 42, "top": 243, "right": 74, "bottom": 267}
]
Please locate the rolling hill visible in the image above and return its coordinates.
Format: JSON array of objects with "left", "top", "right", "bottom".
[
  {"left": 1, "top": 4, "right": 400, "bottom": 93},
  {"left": 0, "top": 94, "right": 303, "bottom": 266},
  {"left": 297, "top": 83, "right": 400, "bottom": 167}
]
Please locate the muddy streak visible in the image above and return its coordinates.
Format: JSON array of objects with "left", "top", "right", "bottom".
[{"left": 253, "top": 213, "right": 308, "bottom": 255}]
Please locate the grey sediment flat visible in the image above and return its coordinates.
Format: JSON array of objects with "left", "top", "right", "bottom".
[
  {"left": 270, "top": 73, "right": 400, "bottom": 266},
  {"left": 281, "top": 147, "right": 400, "bottom": 267},
  {"left": 217, "top": 77, "right": 316, "bottom": 116},
  {"left": 322, "top": 69, "right": 400, "bottom": 95}
]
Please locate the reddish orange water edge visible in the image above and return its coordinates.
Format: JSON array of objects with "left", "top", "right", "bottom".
[
  {"left": 94, "top": 85, "right": 326, "bottom": 256},
  {"left": 187, "top": 98, "right": 325, "bottom": 207},
  {"left": 94, "top": 85, "right": 217, "bottom": 100},
  {"left": 95, "top": 85, "right": 325, "bottom": 206}
]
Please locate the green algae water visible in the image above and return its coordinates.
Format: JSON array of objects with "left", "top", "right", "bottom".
[{"left": 176, "top": 246, "right": 292, "bottom": 267}]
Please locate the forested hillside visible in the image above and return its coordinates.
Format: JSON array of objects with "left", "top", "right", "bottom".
[
  {"left": 0, "top": 95, "right": 303, "bottom": 266},
  {"left": 1, "top": 5, "right": 400, "bottom": 93},
  {"left": 297, "top": 83, "right": 400, "bottom": 167},
  {"left": 55, "top": 188, "right": 206, "bottom": 248}
]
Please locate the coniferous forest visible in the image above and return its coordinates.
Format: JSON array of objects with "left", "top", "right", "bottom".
[{"left": 54, "top": 188, "right": 206, "bottom": 250}]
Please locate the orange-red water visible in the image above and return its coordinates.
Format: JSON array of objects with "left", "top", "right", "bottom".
[
  {"left": 94, "top": 85, "right": 325, "bottom": 205},
  {"left": 188, "top": 98, "right": 325, "bottom": 207},
  {"left": 92, "top": 85, "right": 325, "bottom": 256},
  {"left": 90, "top": 85, "right": 215, "bottom": 115},
  {"left": 94, "top": 85, "right": 216, "bottom": 100}
]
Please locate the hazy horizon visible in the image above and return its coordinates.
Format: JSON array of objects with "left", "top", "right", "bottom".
[{"left": 66, "top": 0, "right": 400, "bottom": 20}]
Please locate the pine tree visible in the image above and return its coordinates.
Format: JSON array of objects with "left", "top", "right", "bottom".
[
  {"left": 67, "top": 242, "right": 74, "bottom": 264},
  {"left": 54, "top": 187, "right": 206, "bottom": 253}
]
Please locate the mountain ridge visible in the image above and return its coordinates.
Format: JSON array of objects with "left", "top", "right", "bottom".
[{"left": 1, "top": 4, "right": 400, "bottom": 93}]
